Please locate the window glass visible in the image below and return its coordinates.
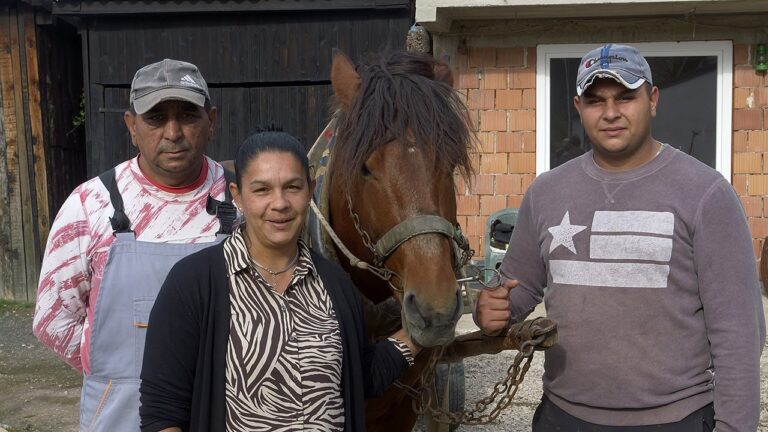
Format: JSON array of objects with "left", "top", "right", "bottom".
[{"left": 548, "top": 56, "right": 718, "bottom": 169}]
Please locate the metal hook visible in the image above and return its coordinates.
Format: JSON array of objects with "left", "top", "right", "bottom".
[{"left": 456, "top": 265, "right": 503, "bottom": 289}]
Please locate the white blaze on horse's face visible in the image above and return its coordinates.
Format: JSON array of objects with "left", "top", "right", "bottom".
[{"left": 231, "top": 151, "right": 313, "bottom": 255}]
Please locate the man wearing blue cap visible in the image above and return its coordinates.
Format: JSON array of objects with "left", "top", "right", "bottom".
[{"left": 476, "top": 44, "right": 765, "bottom": 431}]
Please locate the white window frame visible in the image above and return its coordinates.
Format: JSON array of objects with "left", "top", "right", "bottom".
[{"left": 535, "top": 41, "right": 733, "bottom": 180}]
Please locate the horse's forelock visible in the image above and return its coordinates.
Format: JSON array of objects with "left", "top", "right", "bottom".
[{"left": 333, "top": 51, "right": 475, "bottom": 194}]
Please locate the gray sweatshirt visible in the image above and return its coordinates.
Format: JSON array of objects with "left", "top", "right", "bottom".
[{"left": 502, "top": 146, "right": 765, "bottom": 431}]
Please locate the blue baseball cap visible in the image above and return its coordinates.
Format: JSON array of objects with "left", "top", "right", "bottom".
[{"left": 576, "top": 44, "right": 653, "bottom": 96}]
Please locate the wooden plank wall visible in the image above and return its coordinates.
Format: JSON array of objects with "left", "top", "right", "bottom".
[
  {"left": 85, "top": 8, "right": 411, "bottom": 175},
  {"left": 0, "top": 3, "right": 50, "bottom": 301}
]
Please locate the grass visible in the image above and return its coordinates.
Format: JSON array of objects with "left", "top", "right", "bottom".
[{"left": 0, "top": 300, "right": 34, "bottom": 312}]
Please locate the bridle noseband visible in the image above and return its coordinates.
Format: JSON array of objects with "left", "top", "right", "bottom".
[{"left": 344, "top": 195, "right": 473, "bottom": 295}]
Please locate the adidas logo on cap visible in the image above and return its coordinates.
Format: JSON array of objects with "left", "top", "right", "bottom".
[{"left": 179, "top": 74, "right": 203, "bottom": 90}]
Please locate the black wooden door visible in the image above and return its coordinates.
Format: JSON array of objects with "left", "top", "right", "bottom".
[{"left": 84, "top": 7, "right": 411, "bottom": 176}]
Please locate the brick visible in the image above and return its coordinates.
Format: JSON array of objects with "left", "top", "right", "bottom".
[
  {"left": 734, "top": 109, "right": 763, "bottom": 130},
  {"left": 477, "top": 132, "right": 495, "bottom": 153},
  {"left": 748, "top": 217, "right": 768, "bottom": 239},
  {"left": 747, "top": 174, "right": 768, "bottom": 195},
  {"left": 480, "top": 195, "right": 507, "bottom": 216},
  {"left": 754, "top": 239, "right": 762, "bottom": 260},
  {"left": 497, "top": 132, "right": 523, "bottom": 153},
  {"left": 521, "top": 173, "right": 536, "bottom": 191},
  {"left": 525, "top": 48, "right": 536, "bottom": 68},
  {"left": 469, "top": 110, "right": 480, "bottom": 131},
  {"left": 509, "top": 110, "right": 535, "bottom": 131},
  {"left": 495, "top": 174, "right": 523, "bottom": 195},
  {"left": 749, "top": 130, "right": 768, "bottom": 151},
  {"left": 481, "top": 68, "right": 508, "bottom": 90},
  {"left": 735, "top": 66, "right": 763, "bottom": 88},
  {"left": 764, "top": 109, "right": 768, "bottom": 131},
  {"left": 456, "top": 215, "right": 468, "bottom": 232},
  {"left": 467, "top": 89, "right": 496, "bottom": 110},
  {"left": 469, "top": 152, "right": 480, "bottom": 173},
  {"left": 468, "top": 47, "right": 496, "bottom": 68},
  {"left": 521, "top": 131, "right": 537, "bottom": 152},
  {"left": 733, "top": 152, "right": 762, "bottom": 173},
  {"left": 495, "top": 89, "right": 522, "bottom": 109},
  {"left": 733, "top": 87, "right": 754, "bottom": 109},
  {"left": 506, "top": 194, "right": 524, "bottom": 209},
  {"left": 454, "top": 175, "right": 467, "bottom": 194},
  {"left": 509, "top": 153, "right": 536, "bottom": 174},
  {"left": 522, "top": 89, "right": 536, "bottom": 109},
  {"left": 456, "top": 195, "right": 480, "bottom": 215},
  {"left": 497, "top": 47, "right": 525, "bottom": 67},
  {"left": 756, "top": 87, "right": 768, "bottom": 108},
  {"left": 733, "top": 131, "right": 749, "bottom": 152},
  {"left": 469, "top": 174, "right": 494, "bottom": 195},
  {"left": 455, "top": 89, "right": 469, "bottom": 104},
  {"left": 456, "top": 68, "right": 479, "bottom": 89},
  {"left": 480, "top": 110, "right": 507, "bottom": 132},
  {"left": 734, "top": 44, "right": 750, "bottom": 66},
  {"left": 741, "top": 196, "right": 763, "bottom": 217},
  {"left": 454, "top": 51, "right": 469, "bottom": 69},
  {"left": 733, "top": 174, "right": 747, "bottom": 195},
  {"left": 468, "top": 236, "right": 484, "bottom": 259},
  {"left": 465, "top": 215, "right": 485, "bottom": 237},
  {"left": 510, "top": 67, "right": 535, "bottom": 89},
  {"left": 480, "top": 153, "right": 508, "bottom": 174}
]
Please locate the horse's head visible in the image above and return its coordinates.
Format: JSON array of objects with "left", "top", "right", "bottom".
[{"left": 328, "top": 50, "right": 474, "bottom": 347}]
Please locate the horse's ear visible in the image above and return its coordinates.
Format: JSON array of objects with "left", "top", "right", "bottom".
[
  {"left": 331, "top": 49, "right": 361, "bottom": 109},
  {"left": 434, "top": 54, "right": 454, "bottom": 87}
]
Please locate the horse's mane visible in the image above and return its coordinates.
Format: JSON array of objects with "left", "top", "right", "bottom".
[{"left": 332, "top": 51, "right": 475, "bottom": 193}]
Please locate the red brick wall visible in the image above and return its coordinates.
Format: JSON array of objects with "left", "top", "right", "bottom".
[
  {"left": 732, "top": 44, "right": 768, "bottom": 268},
  {"left": 453, "top": 46, "right": 537, "bottom": 258},
  {"left": 454, "top": 43, "right": 768, "bottom": 264}
]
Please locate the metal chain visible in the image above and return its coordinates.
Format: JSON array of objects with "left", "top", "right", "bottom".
[
  {"left": 346, "top": 194, "right": 380, "bottom": 261},
  {"left": 393, "top": 318, "right": 556, "bottom": 425}
]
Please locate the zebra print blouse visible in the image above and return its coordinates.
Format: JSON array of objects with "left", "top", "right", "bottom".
[{"left": 222, "top": 229, "right": 413, "bottom": 431}]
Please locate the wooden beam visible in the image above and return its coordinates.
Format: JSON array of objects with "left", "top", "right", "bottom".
[
  {"left": 9, "top": 4, "right": 37, "bottom": 301},
  {"left": 53, "top": 0, "right": 411, "bottom": 15},
  {"left": 0, "top": 5, "right": 28, "bottom": 300},
  {"left": 23, "top": 5, "right": 49, "bottom": 278}
]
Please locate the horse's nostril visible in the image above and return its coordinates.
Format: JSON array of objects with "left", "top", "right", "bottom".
[{"left": 403, "top": 293, "right": 429, "bottom": 329}]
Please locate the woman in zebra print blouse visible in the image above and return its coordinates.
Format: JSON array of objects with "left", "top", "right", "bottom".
[{"left": 140, "top": 131, "right": 418, "bottom": 432}]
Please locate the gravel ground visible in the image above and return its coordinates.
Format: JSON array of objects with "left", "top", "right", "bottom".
[{"left": 1, "top": 299, "right": 767, "bottom": 431}]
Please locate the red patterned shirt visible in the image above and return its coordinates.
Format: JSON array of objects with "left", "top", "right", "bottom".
[{"left": 33, "top": 156, "right": 226, "bottom": 373}]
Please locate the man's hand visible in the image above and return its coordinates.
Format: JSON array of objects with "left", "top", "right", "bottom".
[{"left": 475, "top": 278, "right": 517, "bottom": 336}]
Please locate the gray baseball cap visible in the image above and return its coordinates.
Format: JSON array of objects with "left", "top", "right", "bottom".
[
  {"left": 129, "top": 59, "right": 210, "bottom": 114},
  {"left": 576, "top": 44, "right": 653, "bottom": 96}
]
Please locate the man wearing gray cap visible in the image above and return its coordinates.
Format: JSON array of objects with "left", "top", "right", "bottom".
[
  {"left": 33, "top": 59, "right": 234, "bottom": 431},
  {"left": 476, "top": 44, "right": 764, "bottom": 431}
]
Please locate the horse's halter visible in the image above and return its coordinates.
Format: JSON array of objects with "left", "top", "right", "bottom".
[{"left": 345, "top": 194, "right": 474, "bottom": 295}]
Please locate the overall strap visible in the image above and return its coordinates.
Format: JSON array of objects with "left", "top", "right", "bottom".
[
  {"left": 98, "top": 168, "right": 132, "bottom": 234},
  {"left": 206, "top": 168, "right": 237, "bottom": 235}
]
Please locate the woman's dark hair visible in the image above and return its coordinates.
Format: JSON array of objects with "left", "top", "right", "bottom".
[{"left": 234, "top": 131, "right": 310, "bottom": 187}]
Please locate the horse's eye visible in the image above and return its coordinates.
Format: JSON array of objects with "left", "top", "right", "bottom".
[{"left": 362, "top": 164, "right": 372, "bottom": 177}]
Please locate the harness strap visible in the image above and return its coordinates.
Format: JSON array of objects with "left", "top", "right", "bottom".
[
  {"left": 205, "top": 166, "right": 237, "bottom": 235},
  {"left": 98, "top": 168, "right": 132, "bottom": 234},
  {"left": 373, "top": 215, "right": 460, "bottom": 262}
]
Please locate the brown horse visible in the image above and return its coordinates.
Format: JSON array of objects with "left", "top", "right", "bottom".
[{"left": 326, "top": 50, "right": 475, "bottom": 431}]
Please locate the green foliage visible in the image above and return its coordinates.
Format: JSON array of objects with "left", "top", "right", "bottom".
[{"left": 72, "top": 89, "right": 85, "bottom": 129}]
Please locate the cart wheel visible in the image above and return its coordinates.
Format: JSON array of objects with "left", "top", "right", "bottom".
[{"left": 426, "top": 361, "right": 465, "bottom": 432}]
